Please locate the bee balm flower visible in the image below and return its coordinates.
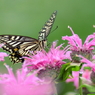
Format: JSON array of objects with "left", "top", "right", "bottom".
[
  {"left": 62, "top": 26, "right": 95, "bottom": 61},
  {"left": 23, "top": 41, "right": 71, "bottom": 80},
  {"left": 0, "top": 64, "right": 56, "bottom": 95}
]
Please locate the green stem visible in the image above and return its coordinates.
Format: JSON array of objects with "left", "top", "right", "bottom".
[{"left": 79, "top": 72, "right": 83, "bottom": 95}]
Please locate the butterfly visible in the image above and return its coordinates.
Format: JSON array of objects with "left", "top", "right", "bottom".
[{"left": 0, "top": 11, "right": 57, "bottom": 64}]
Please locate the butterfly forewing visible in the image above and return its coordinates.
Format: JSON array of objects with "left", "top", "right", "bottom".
[
  {"left": 0, "top": 35, "right": 40, "bottom": 63},
  {"left": 38, "top": 11, "right": 57, "bottom": 41},
  {"left": 0, "top": 11, "right": 57, "bottom": 64}
]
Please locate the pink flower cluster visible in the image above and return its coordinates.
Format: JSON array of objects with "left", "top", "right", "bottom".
[
  {"left": 62, "top": 26, "right": 95, "bottom": 89},
  {"left": 0, "top": 41, "right": 70, "bottom": 95},
  {"left": 62, "top": 26, "right": 95, "bottom": 52},
  {"left": 0, "top": 26, "right": 95, "bottom": 94},
  {"left": 0, "top": 64, "right": 56, "bottom": 95}
]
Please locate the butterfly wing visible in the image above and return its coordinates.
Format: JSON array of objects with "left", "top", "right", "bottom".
[
  {"left": 38, "top": 11, "right": 57, "bottom": 41},
  {"left": 0, "top": 11, "right": 57, "bottom": 64},
  {"left": 0, "top": 35, "right": 40, "bottom": 63}
]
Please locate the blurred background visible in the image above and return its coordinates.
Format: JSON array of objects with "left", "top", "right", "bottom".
[{"left": 0, "top": 0, "right": 95, "bottom": 95}]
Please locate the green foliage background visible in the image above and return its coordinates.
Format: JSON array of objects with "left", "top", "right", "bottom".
[{"left": 0, "top": 0, "right": 95, "bottom": 95}]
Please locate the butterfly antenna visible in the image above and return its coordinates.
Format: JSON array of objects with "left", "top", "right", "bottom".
[
  {"left": 46, "top": 26, "right": 58, "bottom": 49},
  {"left": 45, "top": 42, "right": 52, "bottom": 50},
  {"left": 50, "top": 26, "right": 58, "bottom": 34}
]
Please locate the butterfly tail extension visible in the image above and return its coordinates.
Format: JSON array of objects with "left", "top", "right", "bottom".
[{"left": 38, "top": 11, "right": 57, "bottom": 41}]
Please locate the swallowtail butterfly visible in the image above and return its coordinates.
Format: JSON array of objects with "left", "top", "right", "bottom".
[{"left": 0, "top": 11, "right": 57, "bottom": 64}]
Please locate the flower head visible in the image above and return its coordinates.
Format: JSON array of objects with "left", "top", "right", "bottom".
[
  {"left": 23, "top": 41, "right": 71, "bottom": 80},
  {"left": 0, "top": 64, "right": 56, "bottom": 95},
  {"left": 62, "top": 26, "right": 95, "bottom": 61}
]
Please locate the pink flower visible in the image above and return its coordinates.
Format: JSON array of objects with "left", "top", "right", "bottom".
[
  {"left": 81, "top": 69, "right": 92, "bottom": 85},
  {"left": 0, "top": 52, "right": 8, "bottom": 61},
  {"left": 0, "top": 64, "right": 56, "bottom": 95},
  {"left": 0, "top": 44, "right": 8, "bottom": 61},
  {"left": 66, "top": 71, "right": 79, "bottom": 89},
  {"left": 23, "top": 41, "right": 71, "bottom": 80},
  {"left": 80, "top": 56, "right": 95, "bottom": 72},
  {"left": 23, "top": 41, "right": 71, "bottom": 68},
  {"left": 66, "top": 54, "right": 94, "bottom": 89},
  {"left": 66, "top": 70, "right": 91, "bottom": 89},
  {"left": 0, "top": 43, "right": 4, "bottom": 48},
  {"left": 62, "top": 26, "right": 95, "bottom": 60}
]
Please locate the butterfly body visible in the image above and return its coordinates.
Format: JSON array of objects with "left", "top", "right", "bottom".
[{"left": 0, "top": 11, "right": 57, "bottom": 63}]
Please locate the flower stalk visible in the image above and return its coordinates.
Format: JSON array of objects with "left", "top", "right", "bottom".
[{"left": 79, "top": 72, "right": 83, "bottom": 95}]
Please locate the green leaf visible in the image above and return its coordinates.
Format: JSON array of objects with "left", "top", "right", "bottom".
[
  {"left": 56, "top": 63, "right": 74, "bottom": 81},
  {"left": 71, "top": 62, "right": 85, "bottom": 71},
  {"left": 56, "top": 63, "right": 70, "bottom": 81},
  {"left": 84, "top": 66, "right": 91, "bottom": 70},
  {"left": 82, "top": 84, "right": 95, "bottom": 92},
  {"left": 56, "top": 62, "right": 85, "bottom": 82}
]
